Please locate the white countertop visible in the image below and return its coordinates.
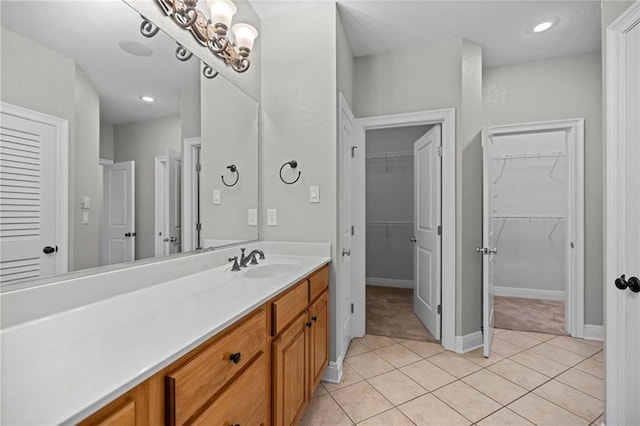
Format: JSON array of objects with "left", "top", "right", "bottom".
[{"left": 0, "top": 250, "right": 330, "bottom": 425}]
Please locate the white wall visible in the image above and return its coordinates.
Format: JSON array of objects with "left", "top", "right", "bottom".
[
  {"left": 100, "top": 123, "right": 114, "bottom": 161},
  {"left": 336, "top": 10, "right": 354, "bottom": 108},
  {"left": 113, "top": 116, "right": 182, "bottom": 261},
  {"left": 483, "top": 52, "right": 602, "bottom": 325}
]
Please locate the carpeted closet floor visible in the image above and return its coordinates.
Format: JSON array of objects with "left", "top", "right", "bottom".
[
  {"left": 493, "top": 296, "right": 568, "bottom": 336},
  {"left": 366, "top": 286, "right": 437, "bottom": 342}
]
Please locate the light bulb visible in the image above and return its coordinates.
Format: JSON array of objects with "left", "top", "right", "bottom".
[
  {"left": 207, "top": 0, "right": 237, "bottom": 30},
  {"left": 232, "top": 23, "right": 258, "bottom": 52}
]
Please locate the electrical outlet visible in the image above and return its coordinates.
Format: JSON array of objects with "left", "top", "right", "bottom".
[
  {"left": 267, "top": 209, "right": 277, "bottom": 226},
  {"left": 248, "top": 209, "right": 257, "bottom": 226},
  {"left": 80, "top": 196, "right": 91, "bottom": 209},
  {"left": 310, "top": 186, "right": 320, "bottom": 203},
  {"left": 82, "top": 211, "right": 89, "bottom": 225},
  {"left": 213, "top": 190, "right": 221, "bottom": 205}
]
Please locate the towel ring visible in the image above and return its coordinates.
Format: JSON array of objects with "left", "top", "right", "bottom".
[
  {"left": 279, "top": 160, "right": 301, "bottom": 185},
  {"left": 222, "top": 164, "right": 239, "bottom": 187}
]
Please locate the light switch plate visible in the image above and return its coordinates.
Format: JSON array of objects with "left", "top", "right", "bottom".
[
  {"left": 80, "top": 196, "right": 91, "bottom": 209},
  {"left": 82, "top": 211, "right": 89, "bottom": 225},
  {"left": 267, "top": 209, "right": 277, "bottom": 226},
  {"left": 248, "top": 209, "right": 257, "bottom": 226},
  {"left": 310, "top": 186, "right": 320, "bottom": 203},
  {"left": 213, "top": 190, "right": 221, "bottom": 205}
]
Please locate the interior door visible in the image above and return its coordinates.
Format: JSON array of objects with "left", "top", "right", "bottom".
[
  {"left": 167, "top": 149, "right": 181, "bottom": 254},
  {"left": 0, "top": 111, "right": 58, "bottom": 285},
  {"left": 482, "top": 128, "right": 496, "bottom": 357},
  {"left": 102, "top": 161, "right": 135, "bottom": 265},
  {"left": 413, "top": 125, "right": 441, "bottom": 340}
]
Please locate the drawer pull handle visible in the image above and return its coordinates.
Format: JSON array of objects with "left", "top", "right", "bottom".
[
  {"left": 229, "top": 352, "right": 242, "bottom": 364},
  {"left": 306, "top": 322, "right": 312, "bottom": 328},
  {"left": 312, "top": 316, "right": 318, "bottom": 322}
]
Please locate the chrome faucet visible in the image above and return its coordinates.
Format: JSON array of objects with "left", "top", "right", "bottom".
[{"left": 240, "top": 248, "right": 265, "bottom": 267}]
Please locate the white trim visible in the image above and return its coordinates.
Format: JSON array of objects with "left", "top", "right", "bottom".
[
  {"left": 0, "top": 102, "right": 69, "bottom": 275},
  {"left": 355, "top": 108, "right": 456, "bottom": 352},
  {"left": 488, "top": 118, "right": 585, "bottom": 339},
  {"left": 366, "top": 278, "right": 414, "bottom": 289},
  {"left": 154, "top": 155, "right": 168, "bottom": 257},
  {"left": 182, "top": 137, "right": 201, "bottom": 251},
  {"left": 321, "top": 358, "right": 344, "bottom": 384},
  {"left": 605, "top": 3, "right": 640, "bottom": 424},
  {"left": 583, "top": 325, "right": 604, "bottom": 342},
  {"left": 491, "top": 286, "right": 565, "bottom": 301},
  {"left": 454, "top": 331, "right": 483, "bottom": 354},
  {"left": 99, "top": 158, "right": 114, "bottom": 166}
]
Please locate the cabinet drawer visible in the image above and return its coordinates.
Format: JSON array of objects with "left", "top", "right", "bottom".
[
  {"left": 308, "top": 265, "right": 329, "bottom": 303},
  {"left": 80, "top": 398, "right": 136, "bottom": 426},
  {"left": 193, "top": 354, "right": 267, "bottom": 426},
  {"left": 166, "top": 308, "right": 266, "bottom": 425},
  {"left": 271, "top": 281, "right": 308, "bottom": 336}
]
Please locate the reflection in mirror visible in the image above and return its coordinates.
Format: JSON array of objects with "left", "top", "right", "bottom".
[{"left": 0, "top": 0, "right": 258, "bottom": 288}]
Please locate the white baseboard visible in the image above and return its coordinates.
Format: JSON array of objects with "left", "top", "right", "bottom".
[
  {"left": 367, "top": 277, "right": 414, "bottom": 289},
  {"left": 322, "top": 357, "right": 343, "bottom": 384},
  {"left": 583, "top": 324, "right": 604, "bottom": 341},
  {"left": 454, "top": 331, "right": 483, "bottom": 354},
  {"left": 492, "top": 286, "right": 565, "bottom": 301}
]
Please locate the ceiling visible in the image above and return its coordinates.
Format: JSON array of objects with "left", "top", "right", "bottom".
[
  {"left": 249, "top": 0, "right": 601, "bottom": 67},
  {"left": 1, "top": 1, "right": 201, "bottom": 125}
]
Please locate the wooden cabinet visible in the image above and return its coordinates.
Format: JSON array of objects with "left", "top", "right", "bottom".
[
  {"left": 78, "top": 383, "right": 149, "bottom": 426},
  {"left": 271, "top": 265, "right": 330, "bottom": 426}
]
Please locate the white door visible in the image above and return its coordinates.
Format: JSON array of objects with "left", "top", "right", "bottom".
[
  {"left": 605, "top": 3, "right": 640, "bottom": 423},
  {"left": 413, "top": 125, "right": 442, "bottom": 340},
  {"left": 0, "top": 111, "right": 58, "bottom": 284},
  {"left": 338, "top": 94, "right": 354, "bottom": 357},
  {"left": 481, "top": 129, "right": 496, "bottom": 357},
  {"left": 101, "top": 161, "right": 135, "bottom": 265},
  {"left": 167, "top": 149, "right": 182, "bottom": 254}
]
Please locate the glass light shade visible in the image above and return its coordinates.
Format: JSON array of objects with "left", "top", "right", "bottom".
[
  {"left": 232, "top": 23, "right": 258, "bottom": 51},
  {"left": 206, "top": 0, "right": 237, "bottom": 28}
]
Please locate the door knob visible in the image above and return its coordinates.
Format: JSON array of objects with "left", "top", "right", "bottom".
[
  {"left": 43, "top": 246, "right": 55, "bottom": 254},
  {"left": 169, "top": 236, "right": 177, "bottom": 242},
  {"left": 410, "top": 236, "right": 417, "bottom": 243},
  {"left": 342, "top": 249, "right": 351, "bottom": 256},
  {"left": 615, "top": 274, "right": 628, "bottom": 290},
  {"left": 615, "top": 275, "right": 640, "bottom": 293}
]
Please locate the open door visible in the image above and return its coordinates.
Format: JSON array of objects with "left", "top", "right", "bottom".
[
  {"left": 481, "top": 129, "right": 496, "bottom": 357},
  {"left": 101, "top": 161, "right": 135, "bottom": 265},
  {"left": 413, "top": 125, "right": 442, "bottom": 340},
  {"left": 167, "top": 149, "right": 182, "bottom": 254}
]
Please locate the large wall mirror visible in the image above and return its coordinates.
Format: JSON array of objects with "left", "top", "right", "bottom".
[{"left": 0, "top": 0, "right": 259, "bottom": 288}]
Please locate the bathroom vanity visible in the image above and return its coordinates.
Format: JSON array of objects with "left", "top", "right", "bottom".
[{"left": 0, "top": 242, "right": 331, "bottom": 425}]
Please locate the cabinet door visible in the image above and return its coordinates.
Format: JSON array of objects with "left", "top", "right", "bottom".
[
  {"left": 273, "top": 312, "right": 308, "bottom": 426},
  {"left": 308, "top": 290, "right": 329, "bottom": 396}
]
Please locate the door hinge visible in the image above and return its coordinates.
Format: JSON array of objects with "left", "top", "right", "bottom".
[
  {"left": 351, "top": 146, "right": 358, "bottom": 158},
  {"left": 351, "top": 225, "right": 355, "bottom": 236},
  {"left": 437, "top": 146, "right": 443, "bottom": 157},
  {"left": 437, "top": 304, "right": 442, "bottom": 315},
  {"left": 437, "top": 225, "right": 442, "bottom": 236},
  {"left": 196, "top": 163, "right": 201, "bottom": 172},
  {"left": 351, "top": 303, "right": 354, "bottom": 314},
  {"left": 196, "top": 222, "right": 202, "bottom": 231}
]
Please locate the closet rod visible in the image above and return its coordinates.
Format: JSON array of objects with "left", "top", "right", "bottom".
[
  {"left": 492, "top": 151, "right": 566, "bottom": 161},
  {"left": 365, "top": 151, "right": 413, "bottom": 160},
  {"left": 492, "top": 215, "right": 566, "bottom": 220},
  {"left": 366, "top": 221, "right": 413, "bottom": 225}
]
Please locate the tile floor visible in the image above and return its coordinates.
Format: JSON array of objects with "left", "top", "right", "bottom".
[{"left": 302, "top": 329, "right": 604, "bottom": 425}]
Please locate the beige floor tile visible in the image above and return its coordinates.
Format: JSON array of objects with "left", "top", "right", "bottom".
[
  {"left": 491, "top": 337, "right": 527, "bottom": 357},
  {"left": 399, "top": 393, "right": 471, "bottom": 426},
  {"left": 494, "top": 328, "right": 507, "bottom": 334},
  {"left": 462, "top": 369, "right": 528, "bottom": 405},
  {"left": 534, "top": 380, "right": 604, "bottom": 421},
  {"left": 433, "top": 380, "right": 501, "bottom": 423},
  {"left": 556, "top": 368, "right": 605, "bottom": 400},
  {"left": 511, "top": 330, "right": 558, "bottom": 342},
  {"left": 401, "top": 339, "right": 445, "bottom": 358},
  {"left": 548, "top": 336, "right": 602, "bottom": 357},
  {"left": 313, "top": 382, "right": 328, "bottom": 398},
  {"left": 592, "top": 413, "right": 604, "bottom": 425},
  {"left": 345, "top": 351, "right": 395, "bottom": 379},
  {"left": 496, "top": 330, "right": 543, "bottom": 349},
  {"left": 463, "top": 348, "right": 504, "bottom": 367},
  {"left": 392, "top": 337, "right": 407, "bottom": 343},
  {"left": 575, "top": 356, "right": 604, "bottom": 379},
  {"left": 346, "top": 340, "right": 370, "bottom": 358},
  {"left": 488, "top": 359, "right": 550, "bottom": 390},
  {"left": 476, "top": 408, "right": 534, "bottom": 426},
  {"left": 510, "top": 349, "right": 570, "bottom": 377},
  {"left": 428, "top": 351, "right": 482, "bottom": 378},
  {"left": 531, "top": 342, "right": 587, "bottom": 366},
  {"left": 592, "top": 351, "right": 603, "bottom": 362},
  {"left": 331, "top": 381, "right": 393, "bottom": 423},
  {"left": 374, "top": 344, "right": 422, "bottom": 368},
  {"left": 584, "top": 339, "right": 603, "bottom": 349},
  {"left": 508, "top": 393, "right": 589, "bottom": 426},
  {"left": 323, "top": 363, "right": 364, "bottom": 392},
  {"left": 357, "top": 408, "right": 414, "bottom": 425},
  {"left": 300, "top": 394, "right": 353, "bottom": 426},
  {"left": 367, "top": 370, "right": 427, "bottom": 405},
  {"left": 359, "top": 334, "right": 397, "bottom": 350},
  {"left": 400, "top": 359, "right": 456, "bottom": 391}
]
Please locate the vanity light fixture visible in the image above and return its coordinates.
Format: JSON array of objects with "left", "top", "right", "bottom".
[{"left": 151, "top": 0, "right": 258, "bottom": 73}]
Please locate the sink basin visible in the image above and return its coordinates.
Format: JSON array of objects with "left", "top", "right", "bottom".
[{"left": 243, "top": 263, "right": 301, "bottom": 279}]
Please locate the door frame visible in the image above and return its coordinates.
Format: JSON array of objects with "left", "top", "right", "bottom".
[
  {"left": 0, "top": 102, "right": 69, "bottom": 275},
  {"left": 353, "top": 108, "right": 456, "bottom": 351},
  {"left": 154, "top": 155, "right": 168, "bottom": 257},
  {"left": 487, "top": 118, "right": 585, "bottom": 338},
  {"left": 182, "top": 137, "right": 201, "bottom": 251},
  {"left": 605, "top": 2, "right": 640, "bottom": 422}
]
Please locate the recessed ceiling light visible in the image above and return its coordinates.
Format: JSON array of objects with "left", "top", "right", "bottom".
[
  {"left": 139, "top": 95, "right": 157, "bottom": 103},
  {"left": 528, "top": 18, "right": 559, "bottom": 34},
  {"left": 119, "top": 40, "right": 153, "bottom": 57}
]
